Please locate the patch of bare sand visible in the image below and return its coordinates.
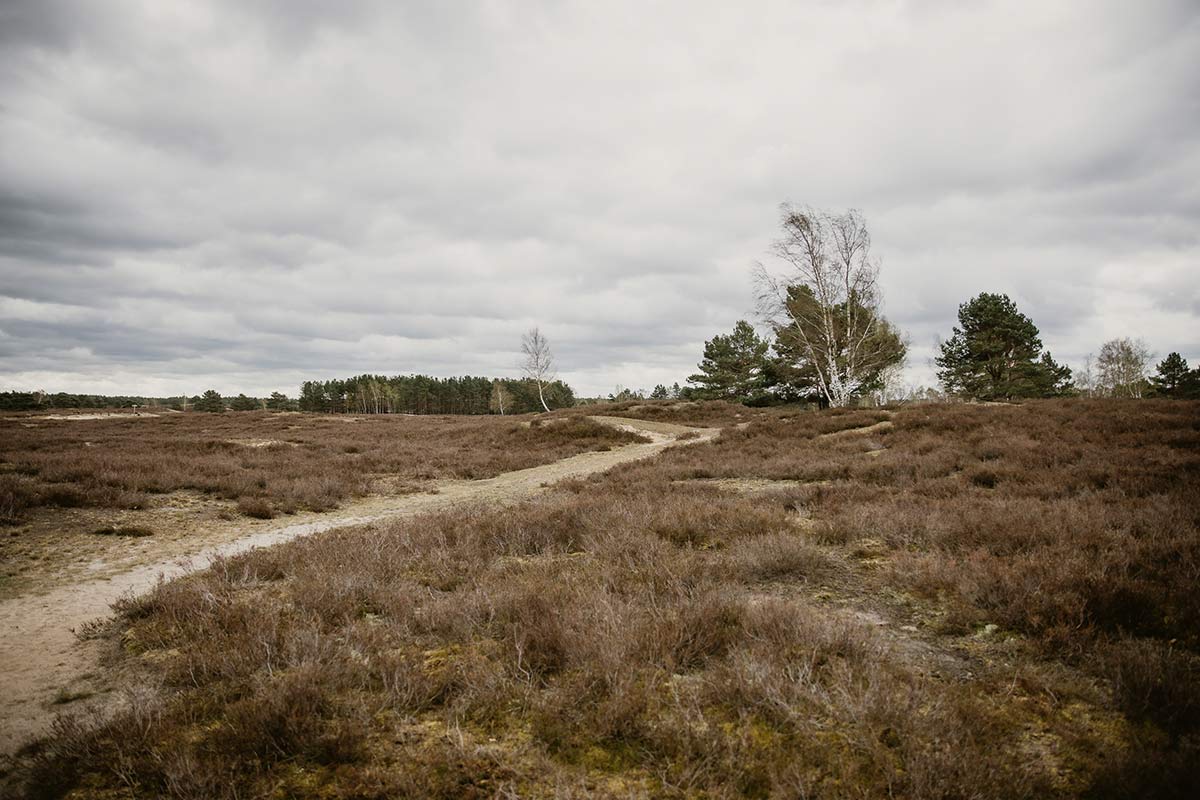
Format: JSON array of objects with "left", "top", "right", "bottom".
[
  {"left": 0, "top": 491, "right": 243, "bottom": 601},
  {"left": 586, "top": 415, "right": 701, "bottom": 442},
  {"left": 224, "top": 438, "right": 297, "bottom": 448},
  {"left": 819, "top": 418, "right": 894, "bottom": 439},
  {"left": 31, "top": 412, "right": 160, "bottom": 421},
  {"left": 672, "top": 477, "right": 815, "bottom": 493},
  {"left": 0, "top": 417, "right": 716, "bottom": 754}
]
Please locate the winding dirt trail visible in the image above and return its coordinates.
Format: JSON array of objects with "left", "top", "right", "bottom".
[{"left": 0, "top": 417, "right": 715, "bottom": 754}]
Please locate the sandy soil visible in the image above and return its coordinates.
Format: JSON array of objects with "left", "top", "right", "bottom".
[
  {"left": 0, "top": 417, "right": 716, "bottom": 755},
  {"left": 29, "top": 412, "right": 161, "bottom": 421},
  {"left": 817, "top": 410, "right": 896, "bottom": 439},
  {"left": 585, "top": 415, "right": 700, "bottom": 441},
  {"left": 671, "top": 477, "right": 819, "bottom": 493}
]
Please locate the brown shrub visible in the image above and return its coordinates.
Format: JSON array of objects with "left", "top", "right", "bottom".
[
  {"left": 726, "top": 531, "right": 831, "bottom": 582},
  {"left": 236, "top": 496, "right": 276, "bottom": 519},
  {"left": 0, "top": 473, "right": 35, "bottom": 524}
]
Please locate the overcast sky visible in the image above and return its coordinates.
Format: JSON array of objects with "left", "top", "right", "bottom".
[{"left": 1, "top": 1, "right": 1197, "bottom": 398}]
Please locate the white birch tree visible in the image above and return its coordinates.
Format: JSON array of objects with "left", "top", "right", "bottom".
[
  {"left": 490, "top": 379, "right": 510, "bottom": 415},
  {"left": 1097, "top": 337, "right": 1152, "bottom": 398},
  {"left": 1074, "top": 353, "right": 1096, "bottom": 397},
  {"left": 755, "top": 205, "right": 906, "bottom": 407},
  {"left": 521, "top": 327, "right": 557, "bottom": 412}
]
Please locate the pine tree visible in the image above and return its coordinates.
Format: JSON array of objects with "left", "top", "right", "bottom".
[
  {"left": 193, "top": 389, "right": 225, "bottom": 413},
  {"left": 687, "top": 321, "right": 771, "bottom": 403},
  {"left": 1029, "top": 352, "right": 1075, "bottom": 397},
  {"left": 229, "top": 393, "right": 258, "bottom": 411},
  {"left": 1150, "top": 352, "right": 1198, "bottom": 398},
  {"left": 935, "top": 293, "right": 1072, "bottom": 400}
]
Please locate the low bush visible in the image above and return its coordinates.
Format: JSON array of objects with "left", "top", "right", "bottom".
[{"left": 236, "top": 496, "right": 276, "bottom": 519}]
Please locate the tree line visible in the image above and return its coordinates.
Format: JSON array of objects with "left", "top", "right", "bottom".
[
  {"left": 296, "top": 374, "right": 574, "bottom": 415},
  {"left": 0, "top": 374, "right": 579, "bottom": 416},
  {"left": 686, "top": 205, "right": 1198, "bottom": 405},
  {"left": 188, "top": 373, "right": 575, "bottom": 415},
  {"left": 0, "top": 391, "right": 169, "bottom": 412},
  {"left": 0, "top": 390, "right": 297, "bottom": 413}
]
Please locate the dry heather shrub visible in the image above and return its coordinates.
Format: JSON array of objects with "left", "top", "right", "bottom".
[
  {"left": 725, "top": 531, "right": 830, "bottom": 582},
  {"left": 235, "top": 495, "right": 275, "bottom": 519},
  {"left": 641, "top": 599, "right": 1048, "bottom": 798},
  {"left": 0, "top": 473, "right": 35, "bottom": 524},
  {"left": 1098, "top": 638, "right": 1200, "bottom": 734},
  {"left": 218, "top": 665, "right": 366, "bottom": 766}
]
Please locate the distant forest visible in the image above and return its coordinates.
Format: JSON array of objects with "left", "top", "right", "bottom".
[
  {"left": 0, "top": 374, "right": 578, "bottom": 415},
  {"left": 297, "top": 375, "right": 575, "bottom": 415},
  {"left": 0, "top": 391, "right": 168, "bottom": 411}
]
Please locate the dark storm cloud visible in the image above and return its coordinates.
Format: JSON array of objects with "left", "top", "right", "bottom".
[
  {"left": 1, "top": 0, "right": 1198, "bottom": 397},
  {"left": 0, "top": 193, "right": 193, "bottom": 266}
]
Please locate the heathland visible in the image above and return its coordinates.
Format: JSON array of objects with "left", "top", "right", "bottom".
[
  {"left": 0, "top": 411, "right": 647, "bottom": 599},
  {"left": 2, "top": 399, "right": 1198, "bottom": 799}
]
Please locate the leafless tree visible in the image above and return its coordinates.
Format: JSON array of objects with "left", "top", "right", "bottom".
[
  {"left": 873, "top": 361, "right": 907, "bottom": 406},
  {"left": 1074, "top": 353, "right": 1096, "bottom": 398},
  {"left": 755, "top": 204, "right": 906, "bottom": 407},
  {"left": 521, "top": 327, "right": 556, "bottom": 412}
]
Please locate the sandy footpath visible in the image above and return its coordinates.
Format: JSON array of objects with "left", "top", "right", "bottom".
[{"left": 0, "top": 417, "right": 715, "bottom": 754}]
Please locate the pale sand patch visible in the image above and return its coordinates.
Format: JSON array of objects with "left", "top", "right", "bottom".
[
  {"left": 587, "top": 415, "right": 704, "bottom": 440},
  {"left": 672, "top": 477, "right": 812, "bottom": 493},
  {"left": 819, "top": 419, "right": 894, "bottom": 439},
  {"left": 33, "top": 412, "right": 160, "bottom": 421},
  {"left": 224, "top": 438, "right": 297, "bottom": 448}
]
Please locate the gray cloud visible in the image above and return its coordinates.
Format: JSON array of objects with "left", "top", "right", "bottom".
[{"left": 2, "top": 0, "right": 1198, "bottom": 397}]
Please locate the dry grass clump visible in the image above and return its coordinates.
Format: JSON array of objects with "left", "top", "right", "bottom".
[
  {"left": 0, "top": 412, "right": 646, "bottom": 520},
  {"left": 0, "top": 473, "right": 34, "bottom": 525},
  {"left": 15, "top": 399, "right": 1197, "bottom": 798},
  {"left": 235, "top": 496, "right": 276, "bottom": 519}
]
